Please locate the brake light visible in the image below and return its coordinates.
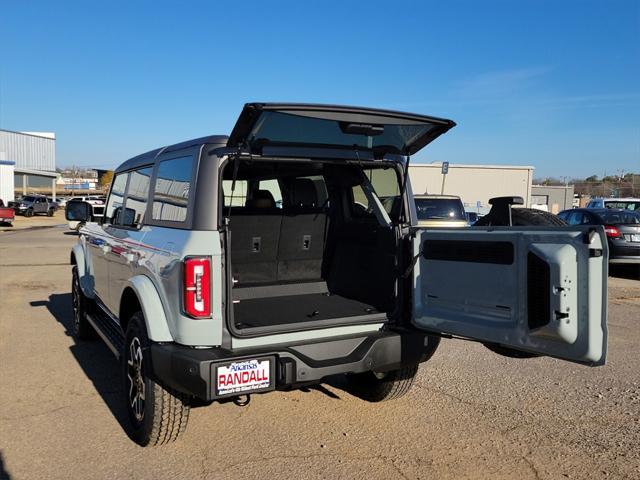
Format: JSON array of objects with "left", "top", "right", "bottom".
[
  {"left": 183, "top": 257, "right": 211, "bottom": 318},
  {"left": 604, "top": 225, "right": 621, "bottom": 238}
]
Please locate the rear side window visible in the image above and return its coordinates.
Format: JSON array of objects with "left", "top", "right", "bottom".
[
  {"left": 350, "top": 167, "right": 401, "bottom": 220},
  {"left": 123, "top": 166, "right": 153, "bottom": 228},
  {"left": 104, "top": 173, "right": 129, "bottom": 225},
  {"left": 600, "top": 211, "right": 640, "bottom": 224},
  {"left": 565, "top": 211, "right": 584, "bottom": 225},
  {"left": 222, "top": 180, "right": 248, "bottom": 207},
  {"left": 152, "top": 156, "right": 194, "bottom": 223}
]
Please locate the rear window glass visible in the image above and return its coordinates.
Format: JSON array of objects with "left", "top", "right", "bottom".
[
  {"left": 415, "top": 198, "right": 466, "bottom": 221},
  {"left": 249, "top": 111, "right": 438, "bottom": 154},
  {"left": 152, "top": 156, "right": 194, "bottom": 223},
  {"left": 604, "top": 201, "right": 640, "bottom": 211},
  {"left": 222, "top": 180, "right": 248, "bottom": 207},
  {"left": 599, "top": 210, "right": 640, "bottom": 224}
]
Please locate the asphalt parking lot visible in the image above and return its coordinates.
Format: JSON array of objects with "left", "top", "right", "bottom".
[{"left": 1, "top": 224, "right": 639, "bottom": 480}]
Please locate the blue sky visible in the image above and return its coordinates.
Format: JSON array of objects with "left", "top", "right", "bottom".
[{"left": 1, "top": 0, "right": 638, "bottom": 178}]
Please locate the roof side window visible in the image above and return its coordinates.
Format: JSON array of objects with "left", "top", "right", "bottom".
[
  {"left": 104, "top": 172, "right": 129, "bottom": 225},
  {"left": 122, "top": 166, "right": 153, "bottom": 229},
  {"left": 152, "top": 155, "right": 194, "bottom": 223}
]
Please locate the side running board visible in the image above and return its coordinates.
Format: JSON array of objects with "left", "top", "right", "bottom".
[{"left": 85, "top": 310, "right": 125, "bottom": 359}]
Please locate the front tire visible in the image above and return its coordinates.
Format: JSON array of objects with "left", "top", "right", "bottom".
[
  {"left": 347, "top": 364, "right": 419, "bottom": 402},
  {"left": 71, "top": 266, "right": 95, "bottom": 339},
  {"left": 47, "top": 208, "right": 54, "bottom": 217},
  {"left": 25, "top": 208, "right": 33, "bottom": 217},
  {"left": 123, "top": 312, "right": 190, "bottom": 446}
]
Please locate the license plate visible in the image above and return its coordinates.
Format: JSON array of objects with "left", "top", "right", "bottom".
[
  {"left": 627, "top": 234, "right": 640, "bottom": 243},
  {"left": 215, "top": 358, "right": 273, "bottom": 397}
]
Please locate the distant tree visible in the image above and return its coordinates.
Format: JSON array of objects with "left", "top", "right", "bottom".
[
  {"left": 99, "top": 170, "right": 114, "bottom": 189},
  {"left": 585, "top": 175, "right": 598, "bottom": 182}
]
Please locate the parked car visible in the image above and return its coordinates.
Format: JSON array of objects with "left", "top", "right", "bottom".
[
  {"left": 586, "top": 198, "right": 640, "bottom": 211},
  {"left": 55, "top": 197, "right": 71, "bottom": 208},
  {"left": 8, "top": 194, "right": 57, "bottom": 217},
  {"left": 67, "top": 102, "right": 608, "bottom": 447},
  {"left": 0, "top": 199, "right": 15, "bottom": 226},
  {"left": 414, "top": 194, "right": 468, "bottom": 227},
  {"left": 558, "top": 208, "right": 640, "bottom": 264}
]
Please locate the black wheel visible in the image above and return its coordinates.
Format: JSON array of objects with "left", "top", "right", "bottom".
[
  {"left": 71, "top": 266, "right": 95, "bottom": 339},
  {"left": 123, "top": 312, "right": 190, "bottom": 446},
  {"left": 25, "top": 208, "right": 33, "bottom": 217},
  {"left": 475, "top": 207, "right": 567, "bottom": 226},
  {"left": 347, "top": 364, "right": 419, "bottom": 402},
  {"left": 47, "top": 208, "right": 54, "bottom": 217}
]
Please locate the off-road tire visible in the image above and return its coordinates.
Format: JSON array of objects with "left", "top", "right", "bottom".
[
  {"left": 475, "top": 207, "right": 567, "bottom": 226},
  {"left": 123, "top": 312, "right": 190, "bottom": 446},
  {"left": 71, "top": 266, "right": 95, "bottom": 339},
  {"left": 25, "top": 208, "right": 33, "bottom": 217},
  {"left": 347, "top": 364, "right": 419, "bottom": 402}
]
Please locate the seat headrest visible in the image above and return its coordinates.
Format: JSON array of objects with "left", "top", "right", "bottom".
[
  {"left": 246, "top": 189, "right": 276, "bottom": 209},
  {"left": 290, "top": 178, "right": 317, "bottom": 208}
]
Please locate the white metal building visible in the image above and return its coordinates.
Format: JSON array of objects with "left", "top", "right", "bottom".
[
  {"left": 0, "top": 129, "right": 57, "bottom": 202},
  {"left": 408, "top": 163, "right": 534, "bottom": 214}
]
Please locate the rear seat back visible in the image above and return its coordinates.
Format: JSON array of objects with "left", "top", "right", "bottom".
[
  {"left": 277, "top": 178, "right": 328, "bottom": 282},
  {"left": 230, "top": 190, "right": 282, "bottom": 285},
  {"left": 230, "top": 180, "right": 329, "bottom": 286}
]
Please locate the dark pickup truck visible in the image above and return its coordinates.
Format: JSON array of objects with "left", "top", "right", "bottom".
[
  {"left": 0, "top": 199, "right": 15, "bottom": 226},
  {"left": 8, "top": 194, "right": 57, "bottom": 217}
]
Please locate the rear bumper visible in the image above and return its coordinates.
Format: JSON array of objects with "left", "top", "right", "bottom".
[{"left": 150, "top": 329, "right": 438, "bottom": 401}]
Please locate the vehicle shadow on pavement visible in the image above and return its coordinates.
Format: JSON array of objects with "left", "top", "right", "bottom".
[
  {"left": 0, "top": 451, "right": 11, "bottom": 480},
  {"left": 31, "top": 294, "right": 130, "bottom": 437},
  {"left": 609, "top": 264, "right": 640, "bottom": 281}
]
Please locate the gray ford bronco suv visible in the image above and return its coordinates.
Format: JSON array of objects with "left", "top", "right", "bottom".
[{"left": 66, "top": 103, "right": 608, "bottom": 446}]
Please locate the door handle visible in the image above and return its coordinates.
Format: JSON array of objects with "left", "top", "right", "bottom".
[{"left": 123, "top": 250, "right": 142, "bottom": 264}]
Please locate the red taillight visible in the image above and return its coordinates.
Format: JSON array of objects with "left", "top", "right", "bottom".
[
  {"left": 183, "top": 257, "right": 211, "bottom": 318},
  {"left": 604, "top": 225, "right": 621, "bottom": 238}
]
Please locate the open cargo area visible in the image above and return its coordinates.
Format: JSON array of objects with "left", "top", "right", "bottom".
[{"left": 224, "top": 159, "right": 402, "bottom": 334}]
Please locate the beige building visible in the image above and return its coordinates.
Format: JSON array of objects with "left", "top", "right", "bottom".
[{"left": 408, "top": 163, "right": 534, "bottom": 214}]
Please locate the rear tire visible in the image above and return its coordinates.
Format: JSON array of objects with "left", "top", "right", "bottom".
[
  {"left": 347, "top": 364, "right": 419, "bottom": 402},
  {"left": 123, "top": 312, "right": 190, "bottom": 446}
]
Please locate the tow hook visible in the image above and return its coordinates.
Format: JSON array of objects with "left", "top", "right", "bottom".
[{"left": 233, "top": 394, "right": 251, "bottom": 407}]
